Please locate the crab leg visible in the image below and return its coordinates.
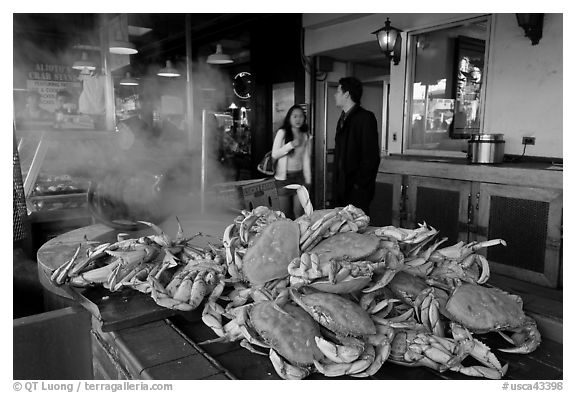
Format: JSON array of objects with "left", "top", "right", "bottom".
[
  {"left": 497, "top": 317, "right": 542, "bottom": 354},
  {"left": 300, "top": 211, "right": 339, "bottom": 248},
  {"left": 353, "top": 326, "right": 394, "bottom": 377},
  {"left": 147, "top": 275, "right": 194, "bottom": 311},
  {"left": 314, "top": 336, "right": 364, "bottom": 364},
  {"left": 269, "top": 349, "right": 311, "bottom": 380},
  {"left": 69, "top": 258, "right": 123, "bottom": 287},
  {"left": 50, "top": 244, "right": 83, "bottom": 285},
  {"left": 313, "top": 344, "right": 375, "bottom": 377},
  {"left": 138, "top": 221, "right": 172, "bottom": 248},
  {"left": 284, "top": 184, "right": 313, "bottom": 216},
  {"left": 188, "top": 271, "right": 208, "bottom": 309}
]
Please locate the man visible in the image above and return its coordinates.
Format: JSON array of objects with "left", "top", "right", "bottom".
[{"left": 332, "top": 77, "right": 381, "bottom": 215}]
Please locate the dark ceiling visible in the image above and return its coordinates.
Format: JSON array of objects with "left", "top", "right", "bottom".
[{"left": 13, "top": 13, "right": 266, "bottom": 68}]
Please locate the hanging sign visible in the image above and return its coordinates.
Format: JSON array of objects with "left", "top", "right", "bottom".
[{"left": 27, "top": 63, "right": 82, "bottom": 111}]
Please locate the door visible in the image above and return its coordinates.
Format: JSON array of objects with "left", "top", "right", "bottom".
[
  {"left": 362, "top": 81, "right": 386, "bottom": 155},
  {"left": 324, "top": 82, "right": 339, "bottom": 207},
  {"left": 319, "top": 80, "right": 386, "bottom": 209}
]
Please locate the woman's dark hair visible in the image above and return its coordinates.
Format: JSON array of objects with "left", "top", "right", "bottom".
[{"left": 280, "top": 104, "right": 308, "bottom": 143}]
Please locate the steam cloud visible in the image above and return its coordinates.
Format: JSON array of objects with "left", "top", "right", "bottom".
[{"left": 14, "top": 17, "right": 246, "bottom": 227}]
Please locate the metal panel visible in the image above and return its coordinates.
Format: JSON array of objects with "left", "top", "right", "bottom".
[
  {"left": 370, "top": 182, "right": 394, "bottom": 227},
  {"left": 416, "top": 186, "right": 460, "bottom": 245},
  {"left": 487, "top": 196, "right": 548, "bottom": 273},
  {"left": 406, "top": 176, "right": 471, "bottom": 244},
  {"left": 477, "top": 183, "right": 562, "bottom": 288}
]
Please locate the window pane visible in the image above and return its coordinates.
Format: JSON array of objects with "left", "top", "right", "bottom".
[{"left": 407, "top": 19, "right": 488, "bottom": 152}]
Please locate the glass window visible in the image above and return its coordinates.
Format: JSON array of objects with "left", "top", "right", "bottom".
[{"left": 405, "top": 17, "right": 489, "bottom": 154}]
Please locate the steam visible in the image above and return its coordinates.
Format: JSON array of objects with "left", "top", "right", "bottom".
[{"left": 14, "top": 19, "right": 246, "bottom": 225}]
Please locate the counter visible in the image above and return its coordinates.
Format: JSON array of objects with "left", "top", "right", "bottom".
[
  {"left": 379, "top": 155, "right": 562, "bottom": 189},
  {"left": 36, "top": 213, "right": 563, "bottom": 380}
]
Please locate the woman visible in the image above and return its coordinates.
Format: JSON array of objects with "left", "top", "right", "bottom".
[{"left": 271, "top": 105, "right": 312, "bottom": 219}]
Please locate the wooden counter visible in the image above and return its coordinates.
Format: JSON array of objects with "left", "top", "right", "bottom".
[{"left": 379, "top": 155, "right": 562, "bottom": 188}]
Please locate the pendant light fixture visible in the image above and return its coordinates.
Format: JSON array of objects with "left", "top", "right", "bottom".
[
  {"left": 109, "top": 14, "right": 138, "bottom": 55},
  {"left": 120, "top": 72, "right": 139, "bottom": 86},
  {"left": 157, "top": 60, "right": 180, "bottom": 77},
  {"left": 206, "top": 44, "right": 233, "bottom": 65},
  {"left": 72, "top": 52, "right": 96, "bottom": 71}
]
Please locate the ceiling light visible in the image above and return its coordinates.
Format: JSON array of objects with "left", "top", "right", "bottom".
[
  {"left": 110, "top": 40, "right": 138, "bottom": 55},
  {"left": 157, "top": 60, "right": 180, "bottom": 77},
  {"left": 207, "top": 44, "right": 233, "bottom": 65},
  {"left": 72, "top": 52, "right": 96, "bottom": 71},
  {"left": 109, "top": 14, "right": 138, "bottom": 55},
  {"left": 120, "top": 72, "right": 139, "bottom": 86}
]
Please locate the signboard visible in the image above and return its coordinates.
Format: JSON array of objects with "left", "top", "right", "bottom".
[{"left": 26, "top": 63, "right": 82, "bottom": 112}]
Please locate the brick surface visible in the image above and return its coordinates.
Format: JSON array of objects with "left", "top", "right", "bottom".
[{"left": 140, "top": 353, "right": 222, "bottom": 380}]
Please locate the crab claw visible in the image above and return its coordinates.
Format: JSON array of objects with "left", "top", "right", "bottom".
[
  {"left": 498, "top": 317, "right": 542, "bottom": 354},
  {"left": 270, "top": 349, "right": 310, "bottom": 380},
  {"left": 284, "top": 184, "right": 313, "bottom": 216},
  {"left": 138, "top": 221, "right": 171, "bottom": 247},
  {"left": 50, "top": 244, "right": 83, "bottom": 285}
]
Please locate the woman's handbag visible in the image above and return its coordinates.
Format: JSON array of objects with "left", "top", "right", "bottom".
[{"left": 257, "top": 151, "right": 276, "bottom": 176}]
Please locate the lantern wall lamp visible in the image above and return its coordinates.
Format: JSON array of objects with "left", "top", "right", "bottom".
[
  {"left": 516, "top": 13, "right": 544, "bottom": 45},
  {"left": 372, "top": 17, "right": 403, "bottom": 65}
]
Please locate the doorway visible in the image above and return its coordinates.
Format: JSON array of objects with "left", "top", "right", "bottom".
[{"left": 318, "top": 79, "right": 388, "bottom": 208}]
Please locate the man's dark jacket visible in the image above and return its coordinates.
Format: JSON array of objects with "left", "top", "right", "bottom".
[{"left": 332, "top": 104, "right": 380, "bottom": 214}]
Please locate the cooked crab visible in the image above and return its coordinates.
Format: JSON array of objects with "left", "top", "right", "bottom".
[
  {"left": 387, "top": 271, "right": 541, "bottom": 354},
  {"left": 389, "top": 323, "right": 507, "bottom": 379},
  {"left": 289, "top": 288, "right": 394, "bottom": 377},
  {"left": 288, "top": 232, "right": 404, "bottom": 293}
]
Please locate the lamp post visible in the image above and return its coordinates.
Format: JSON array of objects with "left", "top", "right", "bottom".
[{"left": 372, "top": 17, "right": 403, "bottom": 65}]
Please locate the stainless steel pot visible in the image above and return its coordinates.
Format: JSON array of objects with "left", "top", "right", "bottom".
[{"left": 467, "top": 134, "right": 505, "bottom": 164}]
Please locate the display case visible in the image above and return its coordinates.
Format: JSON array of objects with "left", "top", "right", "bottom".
[{"left": 15, "top": 129, "right": 119, "bottom": 249}]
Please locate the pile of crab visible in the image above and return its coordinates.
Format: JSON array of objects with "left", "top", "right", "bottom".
[
  {"left": 195, "top": 185, "right": 541, "bottom": 380},
  {"left": 50, "top": 219, "right": 228, "bottom": 313},
  {"left": 49, "top": 185, "right": 541, "bottom": 380}
]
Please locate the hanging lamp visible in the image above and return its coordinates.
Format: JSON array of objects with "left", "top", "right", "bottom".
[
  {"left": 157, "top": 60, "right": 180, "bottom": 77},
  {"left": 72, "top": 52, "right": 96, "bottom": 71},
  {"left": 109, "top": 14, "right": 138, "bottom": 55},
  {"left": 120, "top": 72, "right": 139, "bottom": 86},
  {"left": 206, "top": 44, "right": 233, "bottom": 65}
]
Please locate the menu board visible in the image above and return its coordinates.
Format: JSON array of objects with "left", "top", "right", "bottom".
[{"left": 25, "top": 63, "right": 82, "bottom": 112}]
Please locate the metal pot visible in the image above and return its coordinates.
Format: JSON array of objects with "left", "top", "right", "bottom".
[{"left": 467, "top": 134, "right": 505, "bottom": 164}]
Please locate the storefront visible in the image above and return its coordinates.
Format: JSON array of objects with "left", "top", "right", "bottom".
[{"left": 13, "top": 13, "right": 563, "bottom": 382}]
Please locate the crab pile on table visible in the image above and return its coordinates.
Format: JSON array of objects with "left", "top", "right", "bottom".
[{"left": 50, "top": 186, "right": 541, "bottom": 380}]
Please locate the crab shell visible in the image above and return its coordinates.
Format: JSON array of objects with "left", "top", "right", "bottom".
[
  {"left": 249, "top": 301, "right": 323, "bottom": 366},
  {"left": 308, "top": 275, "right": 372, "bottom": 294},
  {"left": 387, "top": 271, "right": 433, "bottom": 306},
  {"left": 443, "top": 283, "right": 528, "bottom": 333},
  {"left": 290, "top": 290, "right": 376, "bottom": 336},
  {"left": 242, "top": 219, "right": 300, "bottom": 285},
  {"left": 310, "top": 232, "right": 381, "bottom": 266}
]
